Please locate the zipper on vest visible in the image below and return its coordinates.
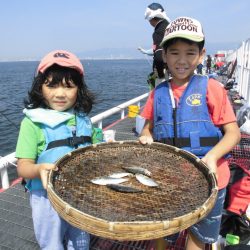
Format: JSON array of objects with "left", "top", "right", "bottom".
[
  {"left": 71, "top": 126, "right": 78, "bottom": 149},
  {"left": 173, "top": 105, "right": 177, "bottom": 146},
  {"left": 72, "top": 114, "right": 78, "bottom": 149}
]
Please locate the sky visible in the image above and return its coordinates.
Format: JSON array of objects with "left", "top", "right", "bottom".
[{"left": 0, "top": 0, "right": 249, "bottom": 61}]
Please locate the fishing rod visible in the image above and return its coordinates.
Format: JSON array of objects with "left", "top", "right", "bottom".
[
  {"left": 143, "top": 53, "right": 153, "bottom": 67},
  {"left": 0, "top": 111, "right": 20, "bottom": 129},
  {"left": 0, "top": 100, "right": 23, "bottom": 129}
]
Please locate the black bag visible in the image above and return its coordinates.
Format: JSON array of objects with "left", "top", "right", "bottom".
[
  {"left": 225, "top": 245, "right": 250, "bottom": 250},
  {"left": 220, "top": 211, "right": 250, "bottom": 245}
]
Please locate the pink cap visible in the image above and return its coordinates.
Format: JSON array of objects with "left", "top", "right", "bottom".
[{"left": 37, "top": 50, "right": 84, "bottom": 75}]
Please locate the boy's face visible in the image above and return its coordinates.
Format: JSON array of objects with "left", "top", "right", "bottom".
[{"left": 162, "top": 40, "right": 205, "bottom": 85}]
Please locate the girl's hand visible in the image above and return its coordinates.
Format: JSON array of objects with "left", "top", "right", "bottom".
[
  {"left": 38, "top": 163, "right": 58, "bottom": 189},
  {"left": 139, "top": 135, "right": 153, "bottom": 145}
]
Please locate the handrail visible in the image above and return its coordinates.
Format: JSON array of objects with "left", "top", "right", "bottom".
[
  {"left": 91, "top": 93, "right": 149, "bottom": 128},
  {"left": 226, "top": 38, "right": 250, "bottom": 105},
  {"left": 0, "top": 92, "right": 149, "bottom": 190}
]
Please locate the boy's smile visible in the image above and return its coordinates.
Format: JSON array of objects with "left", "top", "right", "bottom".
[{"left": 163, "top": 40, "right": 205, "bottom": 86}]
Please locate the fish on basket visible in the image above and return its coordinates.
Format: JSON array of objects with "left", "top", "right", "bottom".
[
  {"left": 108, "top": 172, "right": 133, "bottom": 178},
  {"left": 135, "top": 174, "right": 159, "bottom": 187},
  {"left": 91, "top": 176, "right": 129, "bottom": 185},
  {"left": 121, "top": 166, "right": 151, "bottom": 177},
  {"left": 106, "top": 184, "right": 144, "bottom": 193}
]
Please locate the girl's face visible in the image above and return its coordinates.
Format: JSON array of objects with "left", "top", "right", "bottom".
[
  {"left": 163, "top": 40, "right": 205, "bottom": 85},
  {"left": 42, "top": 77, "right": 78, "bottom": 111}
]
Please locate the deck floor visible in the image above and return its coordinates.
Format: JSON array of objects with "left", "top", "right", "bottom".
[
  {"left": 0, "top": 182, "right": 39, "bottom": 250},
  {"left": 105, "top": 116, "right": 139, "bottom": 141}
]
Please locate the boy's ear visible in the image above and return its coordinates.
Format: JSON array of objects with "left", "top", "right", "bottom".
[
  {"left": 162, "top": 49, "right": 167, "bottom": 63},
  {"left": 198, "top": 48, "right": 206, "bottom": 64}
]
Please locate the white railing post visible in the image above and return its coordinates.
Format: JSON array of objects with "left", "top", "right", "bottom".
[
  {"left": 0, "top": 152, "right": 17, "bottom": 189},
  {"left": 97, "top": 121, "right": 103, "bottom": 129},
  {"left": 121, "top": 109, "right": 125, "bottom": 119},
  {"left": 1, "top": 167, "right": 10, "bottom": 189}
]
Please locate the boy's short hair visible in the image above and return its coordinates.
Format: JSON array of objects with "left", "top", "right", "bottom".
[
  {"left": 162, "top": 38, "right": 205, "bottom": 52},
  {"left": 160, "top": 16, "right": 205, "bottom": 47}
]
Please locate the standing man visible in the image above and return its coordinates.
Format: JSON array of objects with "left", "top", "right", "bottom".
[{"left": 138, "top": 3, "right": 170, "bottom": 87}]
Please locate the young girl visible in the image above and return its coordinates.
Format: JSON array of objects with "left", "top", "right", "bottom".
[{"left": 16, "top": 50, "right": 95, "bottom": 249}]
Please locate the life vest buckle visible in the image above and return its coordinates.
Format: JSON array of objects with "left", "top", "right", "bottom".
[{"left": 68, "top": 137, "right": 78, "bottom": 147}]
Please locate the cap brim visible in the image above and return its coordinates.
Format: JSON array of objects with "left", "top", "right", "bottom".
[{"left": 160, "top": 34, "right": 204, "bottom": 47}]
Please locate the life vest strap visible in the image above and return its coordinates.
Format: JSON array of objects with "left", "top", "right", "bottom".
[
  {"left": 46, "top": 136, "right": 91, "bottom": 150},
  {"left": 159, "top": 137, "right": 220, "bottom": 147}
]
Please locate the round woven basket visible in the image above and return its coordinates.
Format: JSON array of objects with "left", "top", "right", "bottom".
[{"left": 47, "top": 141, "right": 218, "bottom": 241}]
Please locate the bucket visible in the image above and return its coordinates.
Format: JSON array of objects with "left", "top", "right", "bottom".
[
  {"left": 103, "top": 130, "right": 116, "bottom": 142},
  {"left": 128, "top": 105, "right": 139, "bottom": 118}
]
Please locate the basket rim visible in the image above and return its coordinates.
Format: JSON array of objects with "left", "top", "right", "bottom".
[{"left": 47, "top": 140, "right": 218, "bottom": 239}]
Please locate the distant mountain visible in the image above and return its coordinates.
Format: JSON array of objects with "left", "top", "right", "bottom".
[
  {"left": 0, "top": 41, "right": 242, "bottom": 62},
  {"left": 77, "top": 48, "right": 145, "bottom": 60},
  {"left": 77, "top": 41, "right": 242, "bottom": 59}
]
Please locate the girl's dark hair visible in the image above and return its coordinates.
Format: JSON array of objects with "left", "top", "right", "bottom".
[
  {"left": 24, "top": 64, "right": 95, "bottom": 114},
  {"left": 162, "top": 37, "right": 205, "bottom": 52}
]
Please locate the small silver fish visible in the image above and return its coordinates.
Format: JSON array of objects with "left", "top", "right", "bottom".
[
  {"left": 106, "top": 184, "right": 143, "bottom": 193},
  {"left": 108, "top": 172, "right": 133, "bottom": 178},
  {"left": 91, "top": 176, "right": 129, "bottom": 185},
  {"left": 135, "top": 174, "right": 159, "bottom": 187},
  {"left": 121, "top": 166, "right": 151, "bottom": 177}
]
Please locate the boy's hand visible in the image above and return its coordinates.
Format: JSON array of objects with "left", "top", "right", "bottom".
[
  {"left": 39, "top": 163, "right": 58, "bottom": 189},
  {"left": 139, "top": 135, "right": 153, "bottom": 145},
  {"left": 201, "top": 155, "right": 218, "bottom": 180}
]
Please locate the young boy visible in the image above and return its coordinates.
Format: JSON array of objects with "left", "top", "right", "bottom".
[{"left": 139, "top": 17, "right": 241, "bottom": 250}]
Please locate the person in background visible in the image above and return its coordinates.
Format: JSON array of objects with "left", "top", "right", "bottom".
[
  {"left": 16, "top": 50, "right": 96, "bottom": 249},
  {"left": 196, "top": 62, "right": 203, "bottom": 74},
  {"left": 138, "top": 3, "right": 170, "bottom": 87},
  {"left": 206, "top": 54, "right": 212, "bottom": 74},
  {"left": 139, "top": 16, "right": 241, "bottom": 250}
]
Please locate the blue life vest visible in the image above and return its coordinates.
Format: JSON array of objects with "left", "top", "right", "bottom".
[
  {"left": 26, "top": 113, "right": 92, "bottom": 190},
  {"left": 153, "top": 75, "right": 222, "bottom": 157}
]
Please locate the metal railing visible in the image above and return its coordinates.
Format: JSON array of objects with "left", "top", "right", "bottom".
[
  {"left": 0, "top": 93, "right": 149, "bottom": 190},
  {"left": 226, "top": 38, "right": 250, "bottom": 105}
]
